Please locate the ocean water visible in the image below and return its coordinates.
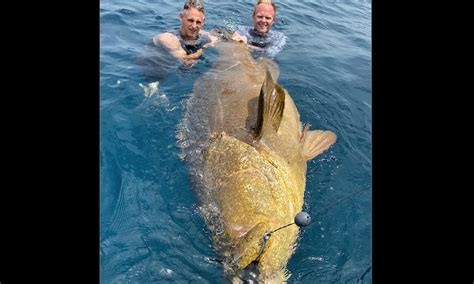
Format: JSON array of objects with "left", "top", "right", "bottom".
[{"left": 100, "top": 0, "right": 371, "bottom": 283}]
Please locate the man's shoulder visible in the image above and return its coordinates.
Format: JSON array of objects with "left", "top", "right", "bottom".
[
  {"left": 269, "top": 29, "right": 285, "bottom": 38},
  {"left": 153, "top": 32, "right": 180, "bottom": 48}
]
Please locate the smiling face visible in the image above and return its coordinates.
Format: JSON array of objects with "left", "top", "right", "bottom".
[
  {"left": 179, "top": 7, "right": 205, "bottom": 40},
  {"left": 252, "top": 3, "right": 276, "bottom": 34}
]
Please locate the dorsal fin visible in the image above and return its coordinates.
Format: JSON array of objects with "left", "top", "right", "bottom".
[
  {"left": 253, "top": 69, "right": 285, "bottom": 141},
  {"left": 302, "top": 130, "right": 337, "bottom": 160}
]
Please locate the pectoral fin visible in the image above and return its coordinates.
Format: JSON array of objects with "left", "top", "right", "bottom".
[
  {"left": 302, "top": 130, "right": 337, "bottom": 160},
  {"left": 253, "top": 69, "right": 285, "bottom": 141}
]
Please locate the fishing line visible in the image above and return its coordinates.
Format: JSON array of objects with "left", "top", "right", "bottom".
[
  {"left": 207, "top": 186, "right": 371, "bottom": 265},
  {"left": 253, "top": 186, "right": 370, "bottom": 263},
  {"left": 312, "top": 186, "right": 370, "bottom": 217}
]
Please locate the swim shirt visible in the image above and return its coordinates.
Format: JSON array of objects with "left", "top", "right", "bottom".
[
  {"left": 236, "top": 26, "right": 287, "bottom": 58},
  {"left": 173, "top": 30, "right": 210, "bottom": 55}
]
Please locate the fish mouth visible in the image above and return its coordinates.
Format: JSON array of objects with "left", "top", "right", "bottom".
[
  {"left": 233, "top": 262, "right": 260, "bottom": 283},
  {"left": 232, "top": 261, "right": 289, "bottom": 283}
]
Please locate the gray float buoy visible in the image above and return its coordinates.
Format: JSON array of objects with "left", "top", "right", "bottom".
[{"left": 294, "top": 212, "right": 311, "bottom": 227}]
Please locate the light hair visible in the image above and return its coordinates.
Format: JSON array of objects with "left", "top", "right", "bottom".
[
  {"left": 253, "top": 0, "right": 277, "bottom": 17},
  {"left": 183, "top": 0, "right": 205, "bottom": 13}
]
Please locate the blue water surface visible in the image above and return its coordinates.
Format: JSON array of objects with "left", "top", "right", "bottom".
[{"left": 100, "top": 0, "right": 371, "bottom": 282}]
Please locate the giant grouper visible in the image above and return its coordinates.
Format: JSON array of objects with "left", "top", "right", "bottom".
[{"left": 178, "top": 39, "right": 336, "bottom": 283}]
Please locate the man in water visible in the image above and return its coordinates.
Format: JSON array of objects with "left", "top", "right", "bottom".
[
  {"left": 153, "top": 0, "right": 217, "bottom": 66},
  {"left": 231, "top": 0, "right": 286, "bottom": 58}
]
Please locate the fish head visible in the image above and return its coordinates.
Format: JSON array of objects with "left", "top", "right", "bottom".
[
  {"left": 204, "top": 133, "right": 303, "bottom": 283},
  {"left": 214, "top": 41, "right": 254, "bottom": 64}
]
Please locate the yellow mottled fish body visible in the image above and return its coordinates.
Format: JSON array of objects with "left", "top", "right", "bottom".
[{"left": 179, "top": 41, "right": 336, "bottom": 282}]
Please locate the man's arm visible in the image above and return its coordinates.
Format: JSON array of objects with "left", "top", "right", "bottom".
[
  {"left": 153, "top": 32, "right": 204, "bottom": 65},
  {"left": 199, "top": 30, "right": 219, "bottom": 49},
  {"left": 153, "top": 33, "right": 187, "bottom": 59},
  {"left": 232, "top": 31, "right": 266, "bottom": 53}
]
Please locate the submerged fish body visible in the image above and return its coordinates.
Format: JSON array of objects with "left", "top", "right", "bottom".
[{"left": 179, "top": 41, "right": 336, "bottom": 282}]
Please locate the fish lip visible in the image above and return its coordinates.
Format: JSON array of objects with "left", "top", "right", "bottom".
[{"left": 234, "top": 261, "right": 260, "bottom": 282}]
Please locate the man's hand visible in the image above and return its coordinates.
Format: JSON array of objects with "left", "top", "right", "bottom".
[
  {"left": 201, "top": 31, "right": 219, "bottom": 49},
  {"left": 231, "top": 32, "right": 248, "bottom": 44},
  {"left": 248, "top": 45, "right": 263, "bottom": 51},
  {"left": 181, "top": 58, "right": 198, "bottom": 67},
  {"left": 180, "top": 48, "right": 204, "bottom": 66},
  {"left": 186, "top": 48, "right": 204, "bottom": 60}
]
